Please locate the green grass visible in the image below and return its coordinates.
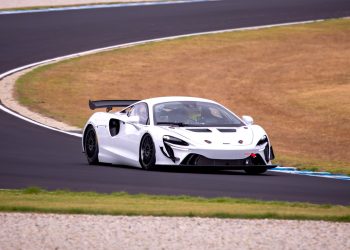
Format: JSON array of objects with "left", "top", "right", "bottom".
[{"left": 1, "top": 188, "right": 349, "bottom": 222}]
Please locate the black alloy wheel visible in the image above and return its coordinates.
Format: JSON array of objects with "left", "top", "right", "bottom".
[
  {"left": 84, "top": 126, "right": 99, "bottom": 165},
  {"left": 139, "top": 134, "right": 156, "bottom": 170}
]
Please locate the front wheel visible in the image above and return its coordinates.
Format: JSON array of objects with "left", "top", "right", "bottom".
[
  {"left": 84, "top": 126, "right": 99, "bottom": 165},
  {"left": 244, "top": 166, "right": 267, "bottom": 175},
  {"left": 139, "top": 134, "right": 156, "bottom": 170}
]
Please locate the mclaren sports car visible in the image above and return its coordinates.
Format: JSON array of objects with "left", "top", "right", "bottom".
[{"left": 82, "top": 96, "right": 276, "bottom": 174}]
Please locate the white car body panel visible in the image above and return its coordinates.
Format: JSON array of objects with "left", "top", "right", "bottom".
[{"left": 82, "top": 96, "right": 275, "bottom": 169}]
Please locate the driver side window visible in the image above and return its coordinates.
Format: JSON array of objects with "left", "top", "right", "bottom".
[{"left": 129, "top": 103, "right": 149, "bottom": 125}]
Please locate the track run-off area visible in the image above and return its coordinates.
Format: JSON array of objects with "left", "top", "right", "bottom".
[{"left": 0, "top": 0, "right": 349, "bottom": 205}]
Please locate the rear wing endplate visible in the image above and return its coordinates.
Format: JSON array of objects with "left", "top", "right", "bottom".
[{"left": 89, "top": 99, "right": 140, "bottom": 112}]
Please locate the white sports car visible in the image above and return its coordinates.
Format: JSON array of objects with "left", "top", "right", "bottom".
[{"left": 82, "top": 96, "right": 276, "bottom": 174}]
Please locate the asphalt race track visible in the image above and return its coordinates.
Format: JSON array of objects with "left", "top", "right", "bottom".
[{"left": 0, "top": 0, "right": 350, "bottom": 205}]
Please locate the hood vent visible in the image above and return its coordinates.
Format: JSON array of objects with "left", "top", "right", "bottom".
[
  {"left": 217, "top": 128, "right": 236, "bottom": 133},
  {"left": 187, "top": 128, "right": 212, "bottom": 132}
]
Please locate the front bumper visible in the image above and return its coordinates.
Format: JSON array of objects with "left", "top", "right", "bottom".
[{"left": 158, "top": 142, "right": 274, "bottom": 168}]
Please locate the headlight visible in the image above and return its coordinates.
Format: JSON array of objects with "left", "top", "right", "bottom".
[
  {"left": 163, "top": 135, "right": 189, "bottom": 146},
  {"left": 256, "top": 135, "right": 268, "bottom": 146}
]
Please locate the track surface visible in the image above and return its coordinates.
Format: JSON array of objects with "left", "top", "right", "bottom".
[{"left": 0, "top": 0, "right": 349, "bottom": 205}]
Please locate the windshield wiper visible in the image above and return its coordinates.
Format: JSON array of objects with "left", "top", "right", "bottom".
[{"left": 156, "top": 122, "right": 187, "bottom": 127}]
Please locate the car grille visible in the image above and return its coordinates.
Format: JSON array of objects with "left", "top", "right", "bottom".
[{"left": 181, "top": 154, "right": 246, "bottom": 166}]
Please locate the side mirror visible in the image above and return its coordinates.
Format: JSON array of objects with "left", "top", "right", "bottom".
[
  {"left": 126, "top": 115, "right": 140, "bottom": 124},
  {"left": 242, "top": 115, "right": 254, "bottom": 125}
]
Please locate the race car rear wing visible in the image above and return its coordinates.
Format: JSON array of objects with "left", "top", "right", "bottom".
[{"left": 89, "top": 99, "right": 140, "bottom": 112}]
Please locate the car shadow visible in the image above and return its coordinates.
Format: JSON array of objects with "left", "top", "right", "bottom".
[
  {"left": 152, "top": 165, "right": 276, "bottom": 176},
  {"left": 94, "top": 163, "right": 275, "bottom": 176}
]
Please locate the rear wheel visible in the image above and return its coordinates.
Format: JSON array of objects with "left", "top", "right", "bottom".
[
  {"left": 244, "top": 166, "right": 267, "bottom": 175},
  {"left": 84, "top": 126, "right": 99, "bottom": 165},
  {"left": 139, "top": 134, "right": 156, "bottom": 170}
]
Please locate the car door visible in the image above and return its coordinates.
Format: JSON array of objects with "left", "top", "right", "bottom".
[{"left": 107, "top": 103, "right": 150, "bottom": 166}]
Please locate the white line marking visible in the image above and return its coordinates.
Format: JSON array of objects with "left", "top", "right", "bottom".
[
  {"left": 270, "top": 167, "right": 350, "bottom": 181},
  {"left": 0, "top": 0, "right": 217, "bottom": 15},
  {"left": 0, "top": 104, "right": 82, "bottom": 138}
]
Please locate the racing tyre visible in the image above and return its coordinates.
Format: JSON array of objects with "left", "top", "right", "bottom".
[
  {"left": 84, "top": 126, "right": 99, "bottom": 165},
  {"left": 244, "top": 166, "right": 267, "bottom": 175},
  {"left": 139, "top": 134, "right": 156, "bottom": 170}
]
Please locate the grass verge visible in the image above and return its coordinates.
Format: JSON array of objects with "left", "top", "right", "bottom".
[
  {"left": 15, "top": 18, "right": 350, "bottom": 174},
  {"left": 1, "top": 188, "right": 350, "bottom": 222}
]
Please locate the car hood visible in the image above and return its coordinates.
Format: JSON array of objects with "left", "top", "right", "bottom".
[{"left": 158, "top": 126, "right": 254, "bottom": 146}]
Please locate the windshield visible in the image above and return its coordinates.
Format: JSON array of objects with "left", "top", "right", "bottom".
[{"left": 153, "top": 101, "right": 244, "bottom": 127}]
